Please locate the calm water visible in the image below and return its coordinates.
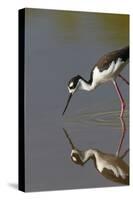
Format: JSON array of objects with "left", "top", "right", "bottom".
[{"left": 25, "top": 9, "right": 129, "bottom": 191}]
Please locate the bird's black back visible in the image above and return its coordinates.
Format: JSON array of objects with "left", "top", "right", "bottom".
[
  {"left": 94, "top": 46, "right": 129, "bottom": 72},
  {"left": 87, "top": 46, "right": 129, "bottom": 85}
]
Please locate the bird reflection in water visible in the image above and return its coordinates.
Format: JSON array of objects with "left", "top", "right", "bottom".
[
  {"left": 116, "top": 116, "right": 126, "bottom": 156},
  {"left": 63, "top": 128, "right": 129, "bottom": 185}
]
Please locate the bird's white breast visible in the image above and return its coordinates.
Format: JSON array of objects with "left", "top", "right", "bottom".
[
  {"left": 95, "top": 156, "right": 127, "bottom": 179},
  {"left": 92, "top": 58, "right": 125, "bottom": 86}
]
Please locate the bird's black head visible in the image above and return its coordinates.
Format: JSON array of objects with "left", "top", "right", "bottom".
[
  {"left": 71, "top": 151, "right": 84, "bottom": 166},
  {"left": 62, "top": 75, "right": 82, "bottom": 115},
  {"left": 68, "top": 75, "right": 82, "bottom": 93}
]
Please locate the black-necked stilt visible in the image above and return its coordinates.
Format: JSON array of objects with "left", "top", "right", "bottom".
[
  {"left": 62, "top": 46, "right": 129, "bottom": 117},
  {"left": 63, "top": 129, "right": 129, "bottom": 185}
]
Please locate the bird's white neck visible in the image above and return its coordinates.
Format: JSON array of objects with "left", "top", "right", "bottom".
[
  {"left": 79, "top": 79, "right": 96, "bottom": 91},
  {"left": 82, "top": 149, "right": 98, "bottom": 162}
]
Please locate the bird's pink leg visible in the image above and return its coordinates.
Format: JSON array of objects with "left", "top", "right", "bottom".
[
  {"left": 113, "top": 80, "right": 126, "bottom": 118},
  {"left": 116, "top": 117, "right": 126, "bottom": 156},
  {"left": 118, "top": 74, "right": 129, "bottom": 85},
  {"left": 120, "top": 148, "right": 129, "bottom": 159}
]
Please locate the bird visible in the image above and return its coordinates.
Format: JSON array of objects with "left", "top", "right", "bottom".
[
  {"left": 62, "top": 46, "right": 129, "bottom": 117},
  {"left": 63, "top": 128, "right": 129, "bottom": 185}
]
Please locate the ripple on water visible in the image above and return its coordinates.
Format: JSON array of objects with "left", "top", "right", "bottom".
[{"left": 64, "top": 109, "right": 129, "bottom": 128}]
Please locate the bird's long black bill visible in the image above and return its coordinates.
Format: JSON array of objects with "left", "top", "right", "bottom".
[
  {"left": 63, "top": 128, "right": 75, "bottom": 149},
  {"left": 62, "top": 93, "right": 72, "bottom": 115}
]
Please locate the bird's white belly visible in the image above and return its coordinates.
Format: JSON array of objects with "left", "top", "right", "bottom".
[
  {"left": 96, "top": 158, "right": 127, "bottom": 179},
  {"left": 93, "top": 58, "right": 126, "bottom": 86}
]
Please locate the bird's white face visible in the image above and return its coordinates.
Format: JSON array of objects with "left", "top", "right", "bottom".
[
  {"left": 68, "top": 80, "right": 78, "bottom": 94},
  {"left": 71, "top": 151, "right": 84, "bottom": 166}
]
